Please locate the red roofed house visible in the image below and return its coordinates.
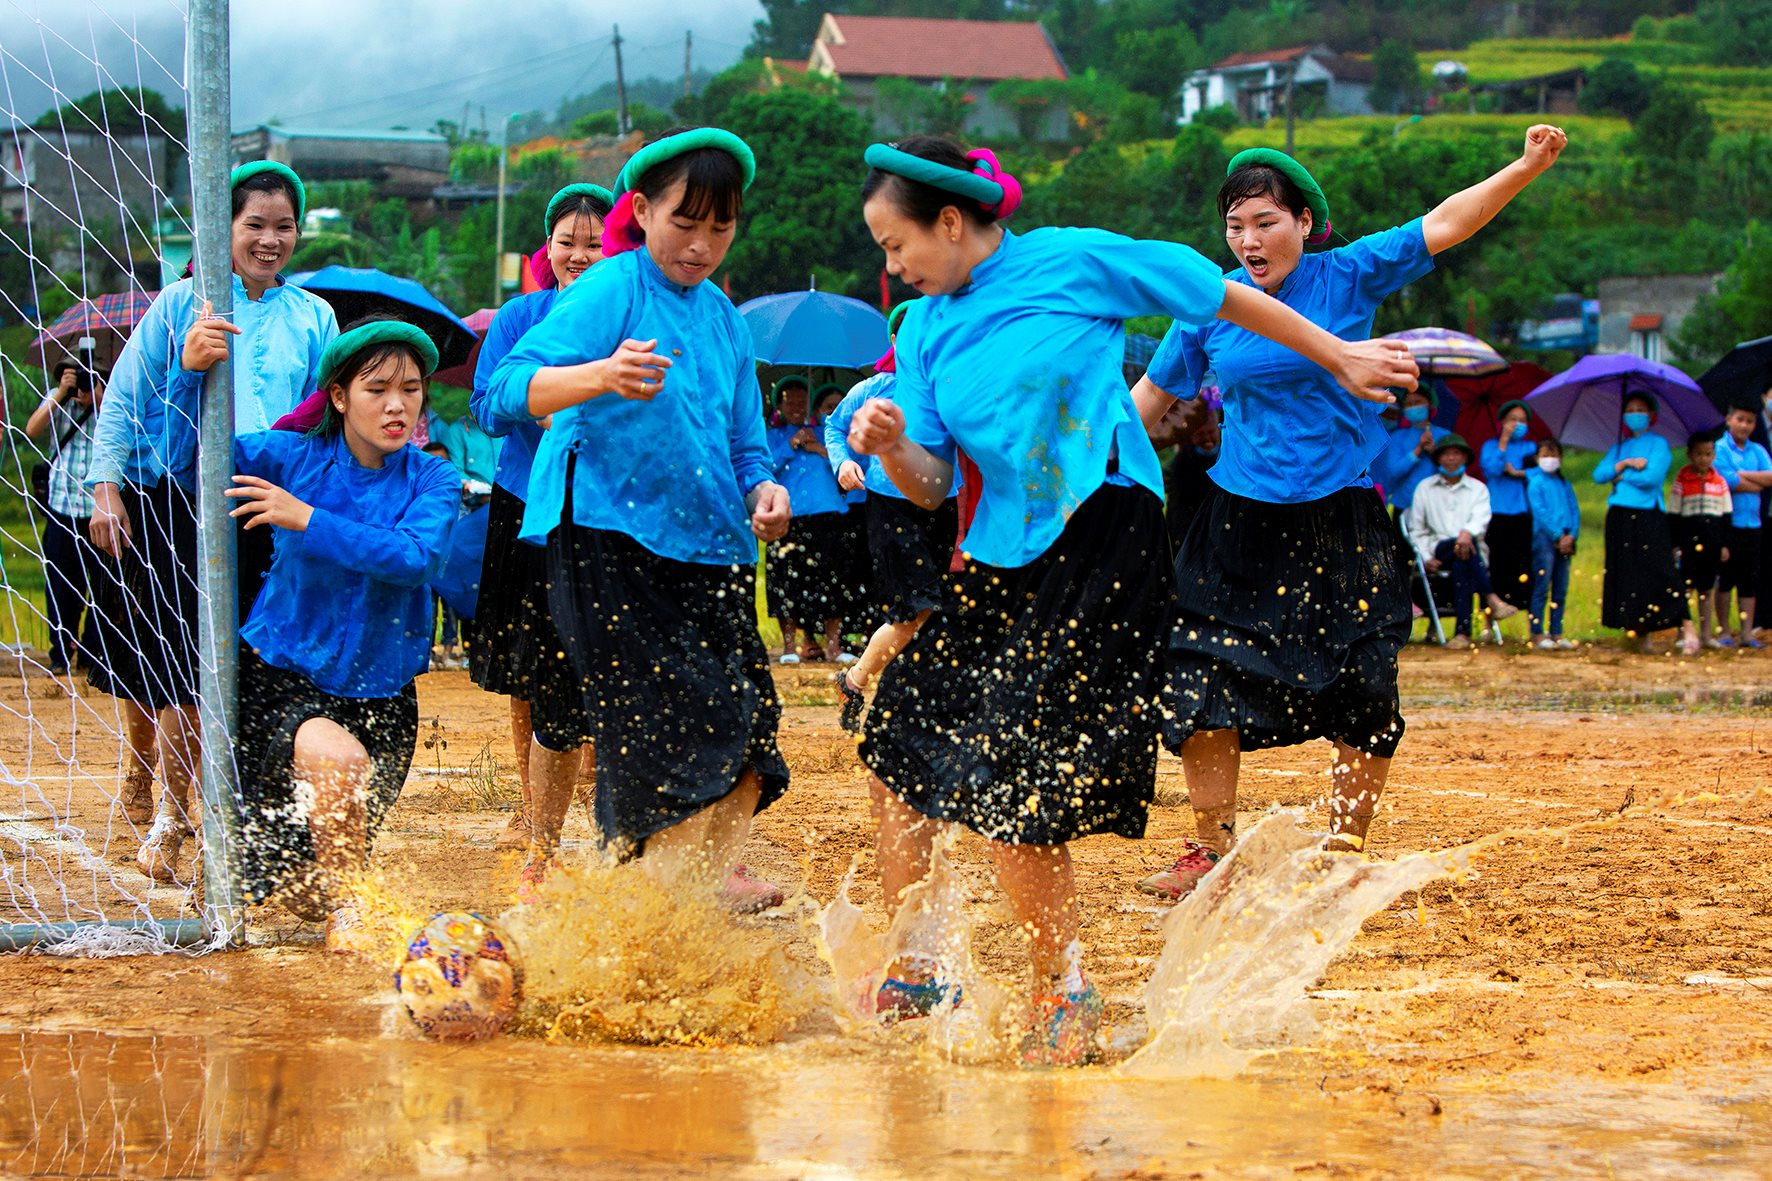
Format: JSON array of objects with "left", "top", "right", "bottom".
[
  {"left": 807, "top": 13, "right": 1070, "bottom": 141},
  {"left": 1180, "top": 46, "right": 1375, "bottom": 125}
]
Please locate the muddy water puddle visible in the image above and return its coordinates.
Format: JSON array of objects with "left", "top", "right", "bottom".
[{"left": 2, "top": 1027, "right": 1766, "bottom": 1179}]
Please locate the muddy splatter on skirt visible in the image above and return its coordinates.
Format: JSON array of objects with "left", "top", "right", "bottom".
[
  {"left": 1164, "top": 483, "right": 1411, "bottom": 759},
  {"left": 765, "top": 509, "right": 856, "bottom": 626},
  {"left": 467, "top": 484, "right": 591, "bottom": 746},
  {"left": 1601, "top": 506, "right": 1688, "bottom": 633},
  {"left": 859, "top": 482, "right": 1173, "bottom": 845},
  {"left": 545, "top": 511, "right": 789, "bottom": 855},
  {"left": 866, "top": 494, "right": 959, "bottom": 624},
  {"left": 236, "top": 647, "right": 418, "bottom": 903}
]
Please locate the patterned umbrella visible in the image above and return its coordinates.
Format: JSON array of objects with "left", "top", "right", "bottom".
[
  {"left": 1380, "top": 327, "right": 1507, "bottom": 378},
  {"left": 28, "top": 289, "right": 159, "bottom": 370},
  {"left": 1524, "top": 353, "right": 1719, "bottom": 451}
]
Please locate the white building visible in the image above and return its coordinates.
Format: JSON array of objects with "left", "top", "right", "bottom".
[{"left": 1179, "top": 45, "right": 1375, "bottom": 125}]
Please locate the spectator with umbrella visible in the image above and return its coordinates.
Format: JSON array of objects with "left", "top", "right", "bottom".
[
  {"left": 85, "top": 160, "right": 338, "bottom": 885},
  {"left": 1478, "top": 399, "right": 1539, "bottom": 617},
  {"left": 1711, "top": 404, "right": 1772, "bottom": 649}
]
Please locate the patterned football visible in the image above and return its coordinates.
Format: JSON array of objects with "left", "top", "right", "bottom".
[{"left": 394, "top": 912, "right": 522, "bottom": 1040}]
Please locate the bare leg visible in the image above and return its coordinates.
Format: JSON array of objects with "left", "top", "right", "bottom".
[
  {"left": 1700, "top": 589, "right": 1717, "bottom": 643},
  {"left": 848, "top": 612, "right": 928, "bottom": 693},
  {"left": 641, "top": 770, "right": 763, "bottom": 894},
  {"left": 1180, "top": 728, "right": 1241, "bottom": 855},
  {"left": 137, "top": 704, "right": 201, "bottom": 883},
  {"left": 118, "top": 699, "right": 158, "bottom": 824},
  {"left": 1325, "top": 740, "right": 1392, "bottom": 853},
  {"left": 525, "top": 739, "right": 583, "bottom": 859},
  {"left": 292, "top": 717, "right": 372, "bottom": 891},
  {"left": 497, "top": 698, "right": 535, "bottom": 849},
  {"left": 1740, "top": 596, "right": 1758, "bottom": 644},
  {"left": 778, "top": 619, "right": 797, "bottom": 659},
  {"left": 988, "top": 841, "right": 1078, "bottom": 983},
  {"left": 870, "top": 776, "right": 936, "bottom": 922},
  {"left": 823, "top": 618, "right": 843, "bottom": 662}
]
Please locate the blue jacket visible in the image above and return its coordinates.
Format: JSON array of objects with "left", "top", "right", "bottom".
[
  {"left": 1595, "top": 432, "right": 1672, "bottom": 511},
  {"left": 235, "top": 430, "right": 460, "bottom": 698},
  {"left": 1714, "top": 433, "right": 1772, "bottom": 529},
  {"left": 1479, "top": 434, "right": 1537, "bottom": 515},
  {"left": 486, "top": 249, "right": 773, "bottom": 565},
  {"left": 1526, "top": 467, "right": 1581, "bottom": 541},
  {"left": 90, "top": 274, "right": 336, "bottom": 491},
  {"left": 1374, "top": 421, "right": 1447, "bottom": 512},
  {"left": 768, "top": 420, "right": 848, "bottom": 517},
  {"left": 470, "top": 288, "right": 556, "bottom": 502}
]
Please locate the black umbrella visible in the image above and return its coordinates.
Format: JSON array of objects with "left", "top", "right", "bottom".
[{"left": 1696, "top": 334, "right": 1772, "bottom": 414}]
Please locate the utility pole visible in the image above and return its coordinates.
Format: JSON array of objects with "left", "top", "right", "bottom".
[
  {"left": 684, "top": 30, "right": 693, "bottom": 100},
  {"left": 1284, "top": 60, "right": 1297, "bottom": 156},
  {"left": 613, "top": 24, "right": 630, "bottom": 135},
  {"left": 494, "top": 112, "right": 513, "bottom": 307}
]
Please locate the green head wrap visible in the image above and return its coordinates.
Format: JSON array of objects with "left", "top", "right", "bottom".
[
  {"left": 1498, "top": 399, "right": 1532, "bottom": 423},
  {"left": 544, "top": 183, "right": 616, "bottom": 234},
  {"left": 863, "top": 142, "right": 1002, "bottom": 208},
  {"left": 318, "top": 321, "right": 439, "bottom": 389},
  {"left": 230, "top": 161, "right": 307, "bottom": 223},
  {"left": 886, "top": 302, "right": 911, "bottom": 336},
  {"left": 769, "top": 374, "right": 811, "bottom": 408},
  {"left": 1226, "top": 148, "right": 1331, "bottom": 244},
  {"left": 615, "top": 128, "right": 756, "bottom": 197}
]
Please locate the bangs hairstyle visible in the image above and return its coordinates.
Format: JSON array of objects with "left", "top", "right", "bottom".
[
  {"left": 1217, "top": 163, "right": 1311, "bottom": 225},
  {"left": 1536, "top": 436, "right": 1564, "bottom": 454},
  {"left": 550, "top": 191, "right": 612, "bottom": 234},
  {"left": 319, "top": 318, "right": 431, "bottom": 438},
  {"left": 860, "top": 134, "right": 999, "bottom": 228},
  {"left": 232, "top": 172, "right": 301, "bottom": 223},
  {"left": 637, "top": 126, "right": 744, "bottom": 224}
]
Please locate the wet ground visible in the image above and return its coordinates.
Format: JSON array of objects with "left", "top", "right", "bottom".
[{"left": 1, "top": 644, "right": 1770, "bottom": 1178}]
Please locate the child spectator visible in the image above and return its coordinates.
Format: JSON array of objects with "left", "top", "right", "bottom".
[
  {"left": 1405, "top": 435, "right": 1520, "bottom": 648},
  {"left": 1711, "top": 405, "right": 1772, "bottom": 649},
  {"left": 1525, "top": 436, "right": 1579, "bottom": 650},
  {"left": 1668, "top": 432, "right": 1734, "bottom": 653}
]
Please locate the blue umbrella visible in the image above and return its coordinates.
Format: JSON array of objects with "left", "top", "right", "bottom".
[
  {"left": 1523, "top": 353, "right": 1719, "bottom": 451},
  {"left": 290, "top": 266, "right": 478, "bottom": 369},
  {"left": 738, "top": 290, "right": 889, "bottom": 368}
]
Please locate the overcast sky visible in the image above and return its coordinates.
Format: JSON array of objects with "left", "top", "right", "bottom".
[{"left": 1, "top": 0, "right": 759, "bottom": 131}]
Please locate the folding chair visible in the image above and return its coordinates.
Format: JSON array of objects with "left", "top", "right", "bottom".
[{"left": 1412, "top": 547, "right": 1503, "bottom": 645}]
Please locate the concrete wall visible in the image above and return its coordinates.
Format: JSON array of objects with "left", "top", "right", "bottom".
[
  {"left": 1596, "top": 273, "right": 1720, "bottom": 358},
  {"left": 844, "top": 77, "right": 1068, "bottom": 142}
]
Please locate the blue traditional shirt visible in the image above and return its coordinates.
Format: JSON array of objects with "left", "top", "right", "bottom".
[
  {"left": 823, "top": 373, "right": 961, "bottom": 502},
  {"left": 235, "top": 430, "right": 459, "bottom": 698},
  {"left": 895, "top": 226, "right": 1225, "bottom": 568},
  {"left": 470, "top": 288, "right": 557, "bottom": 502},
  {"left": 1526, "top": 468, "right": 1581, "bottom": 541},
  {"left": 435, "top": 414, "right": 502, "bottom": 487},
  {"left": 1373, "top": 420, "right": 1447, "bottom": 512},
  {"left": 1147, "top": 218, "right": 1435, "bottom": 505},
  {"left": 89, "top": 274, "right": 337, "bottom": 491},
  {"left": 768, "top": 420, "right": 848, "bottom": 517},
  {"left": 1714, "top": 433, "right": 1772, "bottom": 529},
  {"left": 487, "top": 248, "right": 773, "bottom": 565},
  {"left": 1479, "top": 433, "right": 1537, "bottom": 515},
  {"left": 1595, "top": 432, "right": 1672, "bottom": 511}
]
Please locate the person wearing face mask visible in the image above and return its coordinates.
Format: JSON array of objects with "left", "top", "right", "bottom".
[
  {"left": 1373, "top": 387, "right": 1446, "bottom": 522},
  {"left": 1525, "top": 436, "right": 1580, "bottom": 650},
  {"left": 84, "top": 161, "right": 338, "bottom": 887},
  {"left": 1478, "top": 400, "right": 1539, "bottom": 619},
  {"left": 1709, "top": 404, "right": 1772, "bottom": 650},
  {"left": 1595, "top": 392, "right": 1687, "bottom": 651},
  {"left": 1134, "top": 125, "right": 1567, "bottom": 899},
  {"left": 1405, "top": 436, "right": 1519, "bottom": 649},
  {"left": 467, "top": 183, "right": 612, "bottom": 853}
]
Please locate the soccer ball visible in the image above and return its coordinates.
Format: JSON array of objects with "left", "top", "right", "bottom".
[{"left": 394, "top": 912, "right": 522, "bottom": 1040}]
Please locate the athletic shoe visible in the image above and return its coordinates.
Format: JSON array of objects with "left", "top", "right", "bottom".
[
  {"left": 1708, "top": 635, "right": 1735, "bottom": 649},
  {"left": 1444, "top": 634, "right": 1473, "bottom": 650},
  {"left": 836, "top": 672, "right": 866, "bottom": 733},
  {"left": 135, "top": 817, "right": 189, "bottom": 885},
  {"left": 721, "top": 863, "right": 785, "bottom": 914},
  {"left": 1554, "top": 637, "right": 1578, "bottom": 650},
  {"left": 515, "top": 853, "right": 552, "bottom": 905},
  {"left": 1136, "top": 840, "right": 1221, "bottom": 901},
  {"left": 778, "top": 653, "right": 801, "bottom": 665},
  {"left": 1741, "top": 635, "right": 1766, "bottom": 650},
  {"left": 1535, "top": 637, "right": 1557, "bottom": 651},
  {"left": 1019, "top": 983, "right": 1104, "bottom": 1068},
  {"left": 874, "top": 974, "right": 962, "bottom": 1023},
  {"left": 835, "top": 652, "right": 858, "bottom": 666},
  {"left": 118, "top": 773, "right": 155, "bottom": 827}
]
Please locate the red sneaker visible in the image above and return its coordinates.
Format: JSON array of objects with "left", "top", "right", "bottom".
[
  {"left": 721, "top": 864, "right": 785, "bottom": 914},
  {"left": 1136, "top": 840, "right": 1221, "bottom": 901}
]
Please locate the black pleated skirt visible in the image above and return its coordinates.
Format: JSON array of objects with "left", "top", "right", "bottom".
[
  {"left": 546, "top": 517, "right": 789, "bottom": 854},
  {"left": 1164, "top": 483, "right": 1411, "bottom": 759},
  {"left": 866, "top": 494, "right": 959, "bottom": 624},
  {"left": 1602, "top": 506, "right": 1689, "bottom": 633},
  {"left": 1486, "top": 511, "right": 1534, "bottom": 609},
  {"left": 468, "top": 485, "right": 592, "bottom": 745},
  {"left": 765, "top": 510, "right": 854, "bottom": 625},
  {"left": 85, "top": 480, "right": 200, "bottom": 710},
  {"left": 235, "top": 648, "right": 418, "bottom": 903},
  {"left": 860, "top": 483, "right": 1172, "bottom": 845}
]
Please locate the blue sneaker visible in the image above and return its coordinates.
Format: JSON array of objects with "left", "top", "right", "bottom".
[
  {"left": 1019, "top": 982, "right": 1104, "bottom": 1067},
  {"left": 1741, "top": 635, "right": 1766, "bottom": 650},
  {"left": 874, "top": 975, "right": 962, "bottom": 1023}
]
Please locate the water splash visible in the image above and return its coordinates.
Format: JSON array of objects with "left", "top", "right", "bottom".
[{"left": 1121, "top": 808, "right": 1472, "bottom": 1078}]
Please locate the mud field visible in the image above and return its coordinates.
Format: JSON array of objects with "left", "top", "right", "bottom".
[{"left": 1, "top": 645, "right": 1769, "bottom": 1179}]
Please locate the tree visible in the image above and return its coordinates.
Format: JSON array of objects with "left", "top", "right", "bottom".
[
  {"left": 1695, "top": 0, "right": 1772, "bottom": 67},
  {"left": 570, "top": 101, "right": 672, "bottom": 138},
  {"left": 1672, "top": 221, "right": 1772, "bottom": 373},
  {"left": 1367, "top": 40, "right": 1423, "bottom": 115},
  {"left": 748, "top": 0, "right": 831, "bottom": 59},
  {"left": 718, "top": 88, "right": 877, "bottom": 300},
  {"left": 1113, "top": 25, "right": 1204, "bottom": 101},
  {"left": 34, "top": 87, "right": 186, "bottom": 144},
  {"left": 1578, "top": 58, "right": 1657, "bottom": 119},
  {"left": 876, "top": 77, "right": 975, "bottom": 137},
  {"left": 1631, "top": 84, "right": 1714, "bottom": 166}
]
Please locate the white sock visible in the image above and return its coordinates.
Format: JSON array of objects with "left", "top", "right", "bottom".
[{"left": 1058, "top": 940, "right": 1084, "bottom": 994}]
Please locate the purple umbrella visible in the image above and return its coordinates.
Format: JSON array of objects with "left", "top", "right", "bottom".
[{"left": 1522, "top": 353, "right": 1720, "bottom": 451}]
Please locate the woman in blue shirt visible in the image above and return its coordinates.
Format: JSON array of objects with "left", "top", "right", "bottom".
[
  {"left": 1134, "top": 126, "right": 1567, "bottom": 901},
  {"left": 487, "top": 128, "right": 791, "bottom": 911},
  {"left": 87, "top": 161, "right": 338, "bottom": 885},
  {"left": 764, "top": 375, "right": 851, "bottom": 663},
  {"left": 1595, "top": 392, "right": 1687, "bottom": 647},
  {"left": 824, "top": 303, "right": 961, "bottom": 734},
  {"left": 1478, "top": 399, "right": 1539, "bottom": 613},
  {"left": 468, "top": 183, "right": 611, "bottom": 852},
  {"left": 226, "top": 320, "right": 458, "bottom": 951},
  {"left": 847, "top": 135, "right": 1417, "bottom": 1065},
  {"left": 815, "top": 381, "right": 875, "bottom": 649}
]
